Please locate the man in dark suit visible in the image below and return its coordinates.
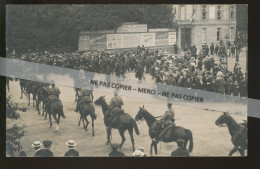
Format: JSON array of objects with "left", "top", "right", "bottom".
[
  {"left": 171, "top": 139, "right": 190, "bottom": 157},
  {"left": 42, "top": 140, "right": 54, "bottom": 157},
  {"left": 32, "top": 141, "right": 44, "bottom": 157},
  {"left": 64, "top": 140, "right": 79, "bottom": 157},
  {"left": 109, "top": 143, "right": 125, "bottom": 157}
]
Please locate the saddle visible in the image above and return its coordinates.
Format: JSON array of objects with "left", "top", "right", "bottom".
[
  {"left": 104, "top": 108, "right": 124, "bottom": 127},
  {"left": 45, "top": 96, "right": 61, "bottom": 109},
  {"left": 78, "top": 96, "right": 92, "bottom": 108}
]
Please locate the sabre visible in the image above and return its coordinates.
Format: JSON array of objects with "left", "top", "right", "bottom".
[{"left": 154, "top": 115, "right": 162, "bottom": 118}]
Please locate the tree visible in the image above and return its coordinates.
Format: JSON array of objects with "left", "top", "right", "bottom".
[
  {"left": 6, "top": 95, "right": 26, "bottom": 157},
  {"left": 6, "top": 5, "right": 176, "bottom": 52}
]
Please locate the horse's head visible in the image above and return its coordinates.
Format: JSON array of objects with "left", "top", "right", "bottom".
[
  {"left": 215, "top": 112, "right": 229, "bottom": 127},
  {"left": 94, "top": 96, "right": 105, "bottom": 106},
  {"left": 135, "top": 105, "right": 146, "bottom": 121}
]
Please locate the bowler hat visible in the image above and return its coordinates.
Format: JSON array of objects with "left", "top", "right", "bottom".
[{"left": 43, "top": 140, "right": 52, "bottom": 148}]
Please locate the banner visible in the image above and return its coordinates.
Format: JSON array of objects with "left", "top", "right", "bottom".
[
  {"left": 123, "top": 33, "right": 141, "bottom": 48},
  {"left": 155, "top": 32, "right": 168, "bottom": 46},
  {"left": 168, "top": 32, "right": 177, "bottom": 45},
  {"left": 107, "top": 34, "right": 123, "bottom": 49},
  {"left": 141, "top": 33, "right": 155, "bottom": 47},
  {"left": 117, "top": 24, "right": 147, "bottom": 33}
]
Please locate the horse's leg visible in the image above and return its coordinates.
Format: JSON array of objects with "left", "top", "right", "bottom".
[
  {"left": 49, "top": 112, "right": 52, "bottom": 127},
  {"left": 28, "top": 93, "right": 30, "bottom": 106},
  {"left": 150, "top": 142, "right": 154, "bottom": 155},
  {"left": 33, "top": 94, "right": 36, "bottom": 107},
  {"left": 91, "top": 117, "right": 95, "bottom": 136},
  {"left": 128, "top": 128, "right": 135, "bottom": 152},
  {"left": 45, "top": 106, "right": 48, "bottom": 120},
  {"left": 42, "top": 102, "right": 45, "bottom": 116},
  {"left": 229, "top": 147, "right": 238, "bottom": 156},
  {"left": 119, "top": 129, "right": 126, "bottom": 149},
  {"left": 20, "top": 86, "right": 23, "bottom": 99},
  {"left": 78, "top": 113, "right": 81, "bottom": 126},
  {"left": 106, "top": 128, "right": 111, "bottom": 145},
  {"left": 84, "top": 116, "right": 89, "bottom": 131},
  {"left": 238, "top": 148, "right": 245, "bottom": 157},
  {"left": 154, "top": 143, "right": 158, "bottom": 155},
  {"left": 55, "top": 114, "right": 60, "bottom": 133}
]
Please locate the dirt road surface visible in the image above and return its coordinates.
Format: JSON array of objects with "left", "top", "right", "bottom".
[{"left": 6, "top": 70, "right": 247, "bottom": 157}]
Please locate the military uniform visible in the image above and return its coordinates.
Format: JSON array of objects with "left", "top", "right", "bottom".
[
  {"left": 108, "top": 95, "right": 124, "bottom": 128},
  {"left": 45, "top": 86, "right": 60, "bottom": 109},
  {"left": 156, "top": 106, "right": 175, "bottom": 142}
]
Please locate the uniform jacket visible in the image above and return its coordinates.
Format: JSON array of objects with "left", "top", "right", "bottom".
[
  {"left": 161, "top": 108, "right": 175, "bottom": 125},
  {"left": 110, "top": 96, "right": 124, "bottom": 110}
]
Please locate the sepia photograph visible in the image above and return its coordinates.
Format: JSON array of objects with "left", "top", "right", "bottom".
[{"left": 4, "top": 4, "right": 248, "bottom": 157}]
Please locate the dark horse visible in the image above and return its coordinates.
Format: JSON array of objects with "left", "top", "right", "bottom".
[
  {"left": 36, "top": 83, "right": 50, "bottom": 117},
  {"left": 135, "top": 106, "right": 193, "bottom": 155},
  {"left": 45, "top": 99, "right": 66, "bottom": 133},
  {"left": 77, "top": 101, "right": 96, "bottom": 136},
  {"left": 215, "top": 112, "right": 247, "bottom": 156},
  {"left": 94, "top": 96, "right": 140, "bottom": 151}
]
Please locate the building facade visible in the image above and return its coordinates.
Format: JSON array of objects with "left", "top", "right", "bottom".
[{"left": 173, "top": 4, "right": 236, "bottom": 50}]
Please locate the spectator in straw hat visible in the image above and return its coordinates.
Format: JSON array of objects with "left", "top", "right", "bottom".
[
  {"left": 109, "top": 143, "right": 125, "bottom": 157},
  {"left": 132, "top": 146, "right": 147, "bottom": 157},
  {"left": 32, "top": 141, "right": 44, "bottom": 157},
  {"left": 171, "top": 139, "right": 190, "bottom": 157},
  {"left": 65, "top": 140, "right": 79, "bottom": 157}
]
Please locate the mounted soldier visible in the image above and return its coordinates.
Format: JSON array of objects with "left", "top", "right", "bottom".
[
  {"left": 153, "top": 103, "right": 175, "bottom": 143},
  {"left": 74, "top": 87, "right": 93, "bottom": 113},
  {"left": 45, "top": 80, "right": 60, "bottom": 110},
  {"left": 107, "top": 90, "right": 124, "bottom": 130}
]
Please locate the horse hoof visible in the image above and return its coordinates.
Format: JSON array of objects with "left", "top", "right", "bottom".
[{"left": 106, "top": 142, "right": 110, "bottom": 145}]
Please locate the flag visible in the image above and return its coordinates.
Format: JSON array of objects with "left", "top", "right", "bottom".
[{"left": 189, "top": 8, "right": 196, "bottom": 24}]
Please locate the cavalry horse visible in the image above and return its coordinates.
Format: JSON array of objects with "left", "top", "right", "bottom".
[
  {"left": 45, "top": 97, "right": 66, "bottom": 133},
  {"left": 94, "top": 96, "right": 140, "bottom": 152},
  {"left": 19, "top": 79, "right": 40, "bottom": 107},
  {"left": 215, "top": 112, "right": 247, "bottom": 156},
  {"left": 77, "top": 99, "right": 96, "bottom": 136},
  {"left": 36, "top": 83, "right": 50, "bottom": 117},
  {"left": 135, "top": 106, "right": 193, "bottom": 155}
]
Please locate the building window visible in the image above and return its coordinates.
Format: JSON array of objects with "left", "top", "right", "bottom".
[
  {"left": 202, "top": 5, "right": 207, "bottom": 20},
  {"left": 180, "top": 6, "right": 185, "bottom": 20},
  {"left": 230, "top": 6, "right": 235, "bottom": 19},
  {"left": 217, "top": 28, "right": 222, "bottom": 41},
  {"left": 230, "top": 27, "right": 235, "bottom": 41},
  {"left": 217, "top": 6, "right": 222, "bottom": 20},
  {"left": 202, "top": 28, "right": 207, "bottom": 43},
  {"left": 209, "top": 6, "right": 215, "bottom": 19}
]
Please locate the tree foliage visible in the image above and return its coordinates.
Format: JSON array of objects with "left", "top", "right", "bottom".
[
  {"left": 6, "top": 5, "right": 176, "bottom": 52},
  {"left": 6, "top": 95, "right": 26, "bottom": 156}
]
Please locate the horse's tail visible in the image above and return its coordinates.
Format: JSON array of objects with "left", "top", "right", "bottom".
[
  {"left": 131, "top": 118, "right": 140, "bottom": 135},
  {"left": 185, "top": 129, "right": 193, "bottom": 152},
  {"left": 57, "top": 101, "right": 66, "bottom": 118}
]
